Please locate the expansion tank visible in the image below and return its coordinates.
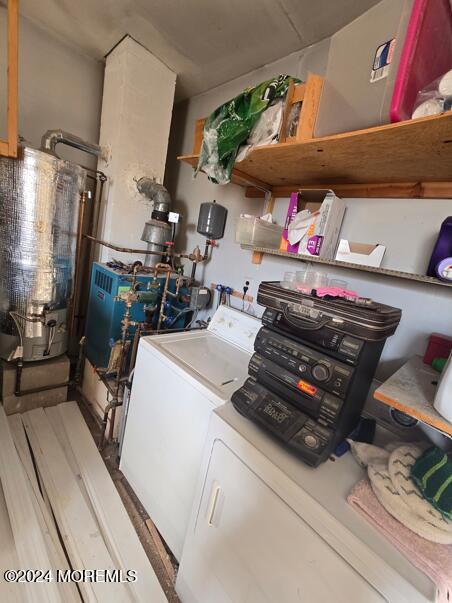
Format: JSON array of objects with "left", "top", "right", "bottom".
[{"left": 0, "top": 146, "right": 86, "bottom": 361}]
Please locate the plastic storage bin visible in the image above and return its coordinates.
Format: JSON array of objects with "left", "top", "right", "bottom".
[
  {"left": 236, "top": 216, "right": 282, "bottom": 249},
  {"left": 314, "top": 0, "right": 452, "bottom": 137}
]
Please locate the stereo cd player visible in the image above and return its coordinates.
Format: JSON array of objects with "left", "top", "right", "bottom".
[
  {"left": 248, "top": 353, "right": 343, "bottom": 428},
  {"left": 255, "top": 327, "right": 354, "bottom": 397},
  {"left": 231, "top": 377, "right": 334, "bottom": 467}
]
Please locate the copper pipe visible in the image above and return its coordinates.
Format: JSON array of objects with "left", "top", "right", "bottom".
[
  {"left": 85, "top": 234, "right": 193, "bottom": 260},
  {"left": 88, "top": 172, "right": 106, "bottom": 269},
  {"left": 71, "top": 191, "right": 88, "bottom": 335},
  {"left": 157, "top": 270, "right": 172, "bottom": 331}
]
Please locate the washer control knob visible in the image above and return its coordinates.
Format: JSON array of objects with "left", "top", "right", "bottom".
[
  {"left": 312, "top": 363, "right": 331, "bottom": 382},
  {"left": 303, "top": 434, "right": 319, "bottom": 449}
]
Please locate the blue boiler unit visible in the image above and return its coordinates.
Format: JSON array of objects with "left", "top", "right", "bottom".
[{"left": 85, "top": 262, "right": 188, "bottom": 368}]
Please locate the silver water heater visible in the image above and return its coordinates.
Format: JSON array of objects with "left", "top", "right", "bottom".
[{"left": 0, "top": 146, "right": 86, "bottom": 361}]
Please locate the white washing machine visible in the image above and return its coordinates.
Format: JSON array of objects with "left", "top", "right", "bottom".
[
  {"left": 176, "top": 402, "right": 436, "bottom": 603},
  {"left": 120, "top": 305, "right": 261, "bottom": 560}
]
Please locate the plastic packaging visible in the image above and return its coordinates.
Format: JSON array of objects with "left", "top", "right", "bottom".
[
  {"left": 433, "top": 351, "right": 452, "bottom": 423},
  {"left": 196, "top": 75, "right": 298, "bottom": 184},
  {"left": 412, "top": 69, "right": 452, "bottom": 119},
  {"left": 280, "top": 272, "right": 296, "bottom": 290},
  {"left": 235, "top": 216, "right": 282, "bottom": 248},
  {"left": 423, "top": 333, "right": 452, "bottom": 365},
  {"left": 295, "top": 271, "right": 329, "bottom": 294},
  {"left": 315, "top": 0, "right": 452, "bottom": 135},
  {"left": 427, "top": 216, "right": 452, "bottom": 277},
  {"left": 436, "top": 257, "right": 452, "bottom": 281}
]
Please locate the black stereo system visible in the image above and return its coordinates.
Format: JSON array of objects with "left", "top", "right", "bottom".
[{"left": 232, "top": 281, "right": 401, "bottom": 467}]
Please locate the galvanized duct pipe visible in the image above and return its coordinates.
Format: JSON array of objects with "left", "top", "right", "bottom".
[
  {"left": 41, "top": 129, "right": 102, "bottom": 158},
  {"left": 137, "top": 178, "right": 173, "bottom": 268},
  {"left": 136, "top": 177, "right": 171, "bottom": 212}
]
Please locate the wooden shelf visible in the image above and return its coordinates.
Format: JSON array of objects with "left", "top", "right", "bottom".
[
  {"left": 374, "top": 356, "right": 452, "bottom": 437},
  {"left": 178, "top": 112, "right": 452, "bottom": 199},
  {"left": 240, "top": 245, "right": 452, "bottom": 289}
]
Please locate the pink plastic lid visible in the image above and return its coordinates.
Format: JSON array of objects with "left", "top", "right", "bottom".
[{"left": 390, "top": 0, "right": 452, "bottom": 122}]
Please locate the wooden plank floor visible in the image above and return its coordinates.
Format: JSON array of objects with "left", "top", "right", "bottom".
[{"left": 75, "top": 390, "right": 181, "bottom": 603}]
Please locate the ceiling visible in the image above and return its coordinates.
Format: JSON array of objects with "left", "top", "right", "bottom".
[{"left": 18, "top": 0, "right": 381, "bottom": 100}]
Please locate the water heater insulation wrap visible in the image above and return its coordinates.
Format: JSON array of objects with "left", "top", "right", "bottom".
[{"left": 0, "top": 146, "right": 85, "bottom": 361}]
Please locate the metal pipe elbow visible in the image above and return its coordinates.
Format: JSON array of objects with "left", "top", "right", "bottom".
[
  {"left": 41, "top": 129, "right": 102, "bottom": 158},
  {"left": 136, "top": 177, "right": 171, "bottom": 210}
]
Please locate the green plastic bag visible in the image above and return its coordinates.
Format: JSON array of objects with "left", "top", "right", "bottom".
[{"left": 196, "top": 75, "right": 299, "bottom": 185}]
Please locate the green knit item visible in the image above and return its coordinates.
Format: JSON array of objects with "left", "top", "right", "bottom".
[{"left": 411, "top": 446, "right": 452, "bottom": 519}]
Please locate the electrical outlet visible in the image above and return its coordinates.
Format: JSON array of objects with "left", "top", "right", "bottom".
[{"left": 243, "top": 277, "right": 255, "bottom": 292}]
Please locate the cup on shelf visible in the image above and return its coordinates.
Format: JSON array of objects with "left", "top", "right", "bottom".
[
  {"left": 329, "top": 278, "right": 348, "bottom": 289},
  {"left": 296, "top": 271, "right": 329, "bottom": 293},
  {"left": 281, "top": 271, "right": 297, "bottom": 289}
]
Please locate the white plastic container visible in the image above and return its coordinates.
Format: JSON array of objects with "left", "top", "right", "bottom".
[
  {"left": 236, "top": 216, "right": 282, "bottom": 249},
  {"left": 433, "top": 352, "right": 452, "bottom": 424}
]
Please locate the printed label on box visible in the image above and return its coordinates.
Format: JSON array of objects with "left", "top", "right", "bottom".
[{"left": 370, "top": 39, "right": 396, "bottom": 83}]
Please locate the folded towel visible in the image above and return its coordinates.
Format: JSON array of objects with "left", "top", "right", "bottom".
[
  {"left": 349, "top": 440, "right": 452, "bottom": 543},
  {"left": 411, "top": 447, "right": 452, "bottom": 520},
  {"left": 389, "top": 446, "right": 452, "bottom": 534},
  {"left": 348, "top": 479, "right": 452, "bottom": 603}
]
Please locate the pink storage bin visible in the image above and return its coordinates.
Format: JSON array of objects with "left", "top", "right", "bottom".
[{"left": 391, "top": 0, "right": 452, "bottom": 122}]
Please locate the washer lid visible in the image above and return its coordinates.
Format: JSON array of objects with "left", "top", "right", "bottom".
[{"left": 154, "top": 331, "right": 251, "bottom": 401}]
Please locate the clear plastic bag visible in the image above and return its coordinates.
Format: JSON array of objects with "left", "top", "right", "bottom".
[{"left": 412, "top": 69, "right": 452, "bottom": 119}]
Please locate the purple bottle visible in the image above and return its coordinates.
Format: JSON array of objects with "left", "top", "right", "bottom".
[{"left": 427, "top": 217, "right": 452, "bottom": 277}]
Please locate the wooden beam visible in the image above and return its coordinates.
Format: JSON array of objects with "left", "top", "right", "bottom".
[
  {"left": 0, "top": 481, "right": 24, "bottom": 602},
  {"left": 236, "top": 112, "right": 452, "bottom": 186},
  {"left": 0, "top": 140, "right": 9, "bottom": 156},
  {"left": 242, "top": 244, "right": 452, "bottom": 289},
  {"left": 210, "top": 283, "right": 253, "bottom": 303},
  {"left": 192, "top": 118, "right": 206, "bottom": 155},
  {"left": 23, "top": 408, "right": 132, "bottom": 603},
  {"left": 230, "top": 167, "right": 271, "bottom": 192},
  {"left": 245, "top": 182, "right": 452, "bottom": 199},
  {"left": 0, "top": 407, "right": 62, "bottom": 603},
  {"left": 296, "top": 73, "right": 323, "bottom": 141},
  {"left": 292, "top": 84, "right": 306, "bottom": 104},
  {"left": 7, "top": 0, "right": 18, "bottom": 158},
  {"left": 278, "top": 80, "right": 296, "bottom": 144},
  {"left": 8, "top": 414, "right": 81, "bottom": 603},
  {"left": 145, "top": 518, "right": 176, "bottom": 584},
  {"left": 55, "top": 402, "right": 167, "bottom": 603},
  {"left": 177, "top": 153, "right": 273, "bottom": 193}
]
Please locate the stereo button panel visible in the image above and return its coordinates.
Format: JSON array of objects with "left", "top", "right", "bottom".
[{"left": 255, "top": 327, "right": 354, "bottom": 398}]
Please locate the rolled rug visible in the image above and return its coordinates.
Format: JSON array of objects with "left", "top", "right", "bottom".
[
  {"left": 388, "top": 445, "right": 452, "bottom": 533},
  {"left": 411, "top": 447, "right": 452, "bottom": 520},
  {"left": 349, "top": 440, "right": 452, "bottom": 544},
  {"left": 368, "top": 461, "right": 452, "bottom": 544}
]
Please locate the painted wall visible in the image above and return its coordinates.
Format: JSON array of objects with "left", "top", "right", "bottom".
[
  {"left": 97, "top": 36, "right": 176, "bottom": 263},
  {"left": 0, "top": 6, "right": 103, "bottom": 167},
  {"left": 165, "top": 40, "right": 452, "bottom": 381}
]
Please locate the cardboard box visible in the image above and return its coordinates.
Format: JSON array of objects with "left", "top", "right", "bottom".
[
  {"left": 280, "top": 190, "right": 346, "bottom": 259},
  {"left": 335, "top": 240, "right": 386, "bottom": 267}
]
